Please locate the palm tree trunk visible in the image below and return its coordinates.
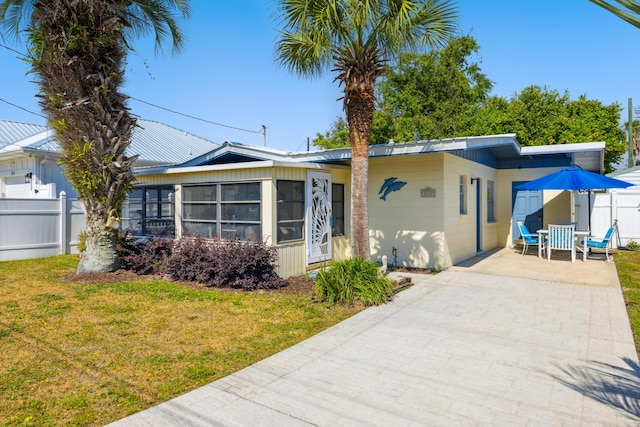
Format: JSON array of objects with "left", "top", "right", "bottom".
[
  {"left": 346, "top": 89, "right": 375, "bottom": 260},
  {"left": 77, "top": 211, "right": 120, "bottom": 273}
]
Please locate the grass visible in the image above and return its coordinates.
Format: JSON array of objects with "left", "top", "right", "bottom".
[
  {"left": 0, "top": 256, "right": 362, "bottom": 426},
  {"left": 615, "top": 250, "right": 640, "bottom": 357}
]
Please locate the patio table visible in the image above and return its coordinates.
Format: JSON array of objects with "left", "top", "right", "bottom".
[{"left": 537, "top": 229, "right": 589, "bottom": 262}]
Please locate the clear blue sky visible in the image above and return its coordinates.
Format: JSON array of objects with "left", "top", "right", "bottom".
[{"left": 1, "top": 0, "right": 639, "bottom": 152}]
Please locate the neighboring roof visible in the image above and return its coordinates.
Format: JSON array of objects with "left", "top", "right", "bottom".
[
  {"left": 157, "top": 134, "right": 605, "bottom": 174},
  {"left": 0, "top": 120, "right": 48, "bottom": 150},
  {"left": 130, "top": 120, "right": 218, "bottom": 166},
  {"left": 0, "top": 119, "right": 218, "bottom": 165},
  {"left": 608, "top": 165, "right": 640, "bottom": 188}
]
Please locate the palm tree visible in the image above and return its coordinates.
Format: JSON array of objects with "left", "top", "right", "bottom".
[
  {"left": 589, "top": 0, "right": 640, "bottom": 28},
  {"left": 0, "top": 0, "right": 189, "bottom": 273},
  {"left": 274, "top": 0, "right": 458, "bottom": 259}
]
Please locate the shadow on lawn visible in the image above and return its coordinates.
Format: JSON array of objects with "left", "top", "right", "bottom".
[{"left": 551, "top": 357, "right": 640, "bottom": 421}]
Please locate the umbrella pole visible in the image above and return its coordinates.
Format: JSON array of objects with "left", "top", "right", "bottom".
[{"left": 588, "top": 191, "right": 591, "bottom": 233}]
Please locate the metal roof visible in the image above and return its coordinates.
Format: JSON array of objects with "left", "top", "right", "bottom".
[
  {"left": 0, "top": 120, "right": 48, "bottom": 150},
  {"left": 130, "top": 120, "right": 219, "bottom": 165},
  {"left": 0, "top": 119, "right": 218, "bottom": 165},
  {"left": 174, "top": 134, "right": 605, "bottom": 173}
]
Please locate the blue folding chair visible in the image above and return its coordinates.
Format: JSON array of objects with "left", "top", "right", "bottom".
[
  {"left": 582, "top": 226, "right": 616, "bottom": 262},
  {"left": 517, "top": 221, "right": 544, "bottom": 256}
]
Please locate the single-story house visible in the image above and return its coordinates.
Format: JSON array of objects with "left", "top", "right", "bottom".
[
  {"left": 0, "top": 119, "right": 219, "bottom": 199},
  {"left": 129, "top": 134, "right": 606, "bottom": 278}
]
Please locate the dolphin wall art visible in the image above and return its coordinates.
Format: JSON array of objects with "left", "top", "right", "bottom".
[{"left": 378, "top": 177, "right": 407, "bottom": 201}]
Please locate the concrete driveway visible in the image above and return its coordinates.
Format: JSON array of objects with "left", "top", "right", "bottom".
[{"left": 109, "top": 248, "right": 640, "bottom": 426}]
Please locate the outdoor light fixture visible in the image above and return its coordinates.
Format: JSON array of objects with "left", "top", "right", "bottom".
[
  {"left": 470, "top": 177, "right": 479, "bottom": 185},
  {"left": 25, "top": 172, "right": 32, "bottom": 184}
]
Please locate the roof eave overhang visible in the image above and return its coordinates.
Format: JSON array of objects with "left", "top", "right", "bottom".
[
  {"left": 134, "top": 159, "right": 349, "bottom": 176},
  {"left": 521, "top": 142, "right": 605, "bottom": 173}
]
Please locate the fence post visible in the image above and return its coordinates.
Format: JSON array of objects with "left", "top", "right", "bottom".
[{"left": 60, "top": 191, "right": 68, "bottom": 255}]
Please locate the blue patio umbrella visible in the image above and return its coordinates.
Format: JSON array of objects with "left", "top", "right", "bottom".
[
  {"left": 515, "top": 166, "right": 633, "bottom": 232},
  {"left": 515, "top": 166, "right": 633, "bottom": 191}
]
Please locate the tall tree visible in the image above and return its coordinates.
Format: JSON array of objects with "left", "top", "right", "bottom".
[
  {"left": 312, "top": 35, "right": 492, "bottom": 148},
  {"left": 373, "top": 35, "right": 492, "bottom": 143},
  {"left": 0, "top": 0, "right": 189, "bottom": 273},
  {"left": 314, "top": 116, "right": 350, "bottom": 150},
  {"left": 464, "top": 86, "right": 627, "bottom": 172},
  {"left": 274, "top": 0, "right": 458, "bottom": 259},
  {"left": 589, "top": 0, "right": 640, "bottom": 28}
]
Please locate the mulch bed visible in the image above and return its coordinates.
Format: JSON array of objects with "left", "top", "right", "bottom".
[
  {"left": 62, "top": 266, "right": 431, "bottom": 297},
  {"left": 62, "top": 269, "right": 316, "bottom": 296}
]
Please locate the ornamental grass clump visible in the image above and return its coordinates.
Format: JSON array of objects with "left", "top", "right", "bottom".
[{"left": 314, "top": 258, "right": 394, "bottom": 306}]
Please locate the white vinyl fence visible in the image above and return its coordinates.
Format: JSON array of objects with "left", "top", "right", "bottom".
[
  {"left": 576, "top": 190, "right": 640, "bottom": 246},
  {"left": 0, "top": 192, "right": 86, "bottom": 262}
]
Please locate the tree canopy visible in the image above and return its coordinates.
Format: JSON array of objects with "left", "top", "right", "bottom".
[
  {"left": 313, "top": 34, "right": 491, "bottom": 148},
  {"left": 313, "top": 35, "right": 627, "bottom": 172},
  {"left": 462, "top": 87, "right": 626, "bottom": 172}
]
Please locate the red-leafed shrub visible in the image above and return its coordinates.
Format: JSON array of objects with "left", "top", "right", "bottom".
[
  {"left": 117, "top": 233, "right": 172, "bottom": 275},
  {"left": 117, "top": 234, "right": 285, "bottom": 291}
]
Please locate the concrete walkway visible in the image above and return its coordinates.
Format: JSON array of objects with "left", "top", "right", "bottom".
[{"left": 109, "top": 248, "right": 640, "bottom": 426}]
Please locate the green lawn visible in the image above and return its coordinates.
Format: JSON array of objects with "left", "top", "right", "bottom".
[
  {"left": 615, "top": 250, "right": 640, "bottom": 357},
  {"left": 0, "top": 256, "right": 362, "bottom": 426},
  {"left": 3, "top": 252, "right": 640, "bottom": 426}
]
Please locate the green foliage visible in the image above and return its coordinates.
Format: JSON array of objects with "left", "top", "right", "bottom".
[
  {"left": 315, "top": 34, "right": 626, "bottom": 172},
  {"left": 615, "top": 250, "right": 640, "bottom": 356},
  {"left": 589, "top": 0, "right": 640, "bottom": 30},
  {"left": 373, "top": 35, "right": 493, "bottom": 143},
  {"left": 77, "top": 230, "right": 86, "bottom": 253},
  {"left": 462, "top": 87, "right": 626, "bottom": 172},
  {"left": 313, "top": 116, "right": 350, "bottom": 149},
  {"left": 314, "top": 258, "right": 394, "bottom": 306},
  {"left": 626, "top": 240, "right": 640, "bottom": 250}
]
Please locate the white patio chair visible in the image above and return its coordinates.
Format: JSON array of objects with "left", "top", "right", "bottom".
[{"left": 547, "top": 223, "right": 576, "bottom": 263}]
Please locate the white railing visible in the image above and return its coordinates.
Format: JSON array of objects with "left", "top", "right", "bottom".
[{"left": 0, "top": 192, "right": 86, "bottom": 261}]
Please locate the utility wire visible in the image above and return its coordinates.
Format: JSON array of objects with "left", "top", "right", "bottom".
[
  {"left": 129, "top": 96, "right": 263, "bottom": 134},
  {"left": 1, "top": 43, "right": 265, "bottom": 135},
  {"left": 0, "top": 97, "right": 46, "bottom": 119},
  {"left": 0, "top": 43, "right": 24, "bottom": 56}
]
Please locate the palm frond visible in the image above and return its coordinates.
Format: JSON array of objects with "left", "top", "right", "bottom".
[
  {"left": 0, "top": 0, "right": 33, "bottom": 41},
  {"left": 123, "top": 0, "right": 190, "bottom": 55},
  {"left": 590, "top": 0, "right": 640, "bottom": 29}
]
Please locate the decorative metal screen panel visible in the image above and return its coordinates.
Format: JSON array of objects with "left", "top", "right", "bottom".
[{"left": 306, "top": 171, "right": 332, "bottom": 264}]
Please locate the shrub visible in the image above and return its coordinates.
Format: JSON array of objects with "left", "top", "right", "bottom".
[
  {"left": 314, "top": 258, "right": 394, "bottom": 306},
  {"left": 627, "top": 240, "right": 640, "bottom": 250},
  {"left": 163, "top": 237, "right": 285, "bottom": 291},
  {"left": 117, "top": 233, "right": 172, "bottom": 275}
]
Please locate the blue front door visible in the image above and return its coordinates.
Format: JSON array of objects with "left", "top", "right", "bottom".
[{"left": 512, "top": 182, "right": 543, "bottom": 244}]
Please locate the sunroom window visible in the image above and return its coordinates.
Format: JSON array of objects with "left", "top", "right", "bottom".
[
  {"left": 276, "top": 180, "right": 304, "bottom": 243},
  {"left": 122, "top": 186, "right": 175, "bottom": 237},
  {"left": 332, "top": 183, "right": 345, "bottom": 236},
  {"left": 182, "top": 182, "right": 261, "bottom": 241}
]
